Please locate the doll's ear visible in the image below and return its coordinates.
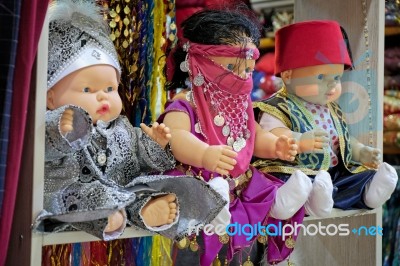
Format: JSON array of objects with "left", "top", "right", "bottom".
[
  {"left": 281, "top": 70, "right": 292, "bottom": 85},
  {"left": 47, "top": 89, "right": 56, "bottom": 110}
]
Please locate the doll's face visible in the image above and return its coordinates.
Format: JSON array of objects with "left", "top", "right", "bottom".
[
  {"left": 47, "top": 64, "right": 122, "bottom": 124},
  {"left": 282, "top": 64, "right": 344, "bottom": 105},
  {"left": 208, "top": 42, "right": 257, "bottom": 79}
]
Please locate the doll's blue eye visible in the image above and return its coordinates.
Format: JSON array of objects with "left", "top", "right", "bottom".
[
  {"left": 334, "top": 75, "right": 341, "bottom": 81},
  {"left": 227, "top": 64, "right": 235, "bottom": 71},
  {"left": 106, "top": 86, "right": 113, "bottom": 92},
  {"left": 317, "top": 74, "right": 324, "bottom": 80},
  {"left": 83, "top": 87, "right": 90, "bottom": 93},
  {"left": 245, "top": 67, "right": 252, "bottom": 73}
]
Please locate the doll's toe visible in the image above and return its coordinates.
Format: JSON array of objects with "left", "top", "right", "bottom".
[
  {"left": 166, "top": 193, "right": 176, "bottom": 202},
  {"left": 169, "top": 202, "right": 177, "bottom": 210}
]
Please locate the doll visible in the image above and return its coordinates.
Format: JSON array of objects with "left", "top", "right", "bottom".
[
  {"left": 253, "top": 20, "right": 398, "bottom": 214},
  {"left": 34, "top": 0, "right": 228, "bottom": 242},
  {"left": 158, "top": 6, "right": 314, "bottom": 266}
]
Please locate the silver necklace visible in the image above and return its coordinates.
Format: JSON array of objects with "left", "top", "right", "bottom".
[{"left": 180, "top": 43, "right": 251, "bottom": 152}]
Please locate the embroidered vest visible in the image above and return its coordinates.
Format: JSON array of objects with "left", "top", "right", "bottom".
[{"left": 253, "top": 88, "right": 367, "bottom": 175}]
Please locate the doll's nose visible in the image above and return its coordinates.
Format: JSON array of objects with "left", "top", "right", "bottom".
[
  {"left": 96, "top": 90, "right": 108, "bottom": 101},
  {"left": 327, "top": 80, "right": 337, "bottom": 90}
]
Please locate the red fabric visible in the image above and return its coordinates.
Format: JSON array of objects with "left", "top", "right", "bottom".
[
  {"left": 175, "top": 0, "right": 250, "bottom": 38},
  {"left": 176, "top": 7, "right": 204, "bottom": 38},
  {"left": 176, "top": 0, "right": 204, "bottom": 8},
  {"left": 259, "top": 75, "right": 279, "bottom": 98},
  {"left": 274, "top": 20, "right": 352, "bottom": 76},
  {"left": 90, "top": 241, "right": 108, "bottom": 265},
  {"left": 204, "top": 0, "right": 250, "bottom": 7},
  {"left": 255, "top": 52, "right": 275, "bottom": 74},
  {"left": 0, "top": 0, "right": 48, "bottom": 264},
  {"left": 42, "top": 244, "right": 72, "bottom": 266}
]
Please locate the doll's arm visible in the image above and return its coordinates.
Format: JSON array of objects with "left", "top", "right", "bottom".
[
  {"left": 254, "top": 123, "right": 297, "bottom": 161},
  {"left": 163, "top": 111, "right": 237, "bottom": 176},
  {"left": 140, "top": 122, "right": 171, "bottom": 149},
  {"left": 269, "top": 127, "right": 329, "bottom": 154},
  {"left": 45, "top": 105, "right": 92, "bottom": 161},
  {"left": 259, "top": 112, "right": 328, "bottom": 154},
  {"left": 350, "top": 136, "right": 381, "bottom": 168},
  {"left": 120, "top": 116, "right": 175, "bottom": 174}
]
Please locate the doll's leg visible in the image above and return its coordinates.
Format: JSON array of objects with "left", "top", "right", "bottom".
[
  {"left": 141, "top": 194, "right": 177, "bottom": 227},
  {"left": 304, "top": 170, "right": 334, "bottom": 217},
  {"left": 208, "top": 177, "right": 231, "bottom": 228},
  {"left": 270, "top": 170, "right": 312, "bottom": 220},
  {"left": 363, "top": 162, "right": 398, "bottom": 208}
]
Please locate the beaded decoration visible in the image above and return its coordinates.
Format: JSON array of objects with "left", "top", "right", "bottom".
[
  {"left": 361, "top": 0, "right": 374, "bottom": 146},
  {"left": 180, "top": 42, "right": 258, "bottom": 152},
  {"left": 100, "top": 0, "right": 175, "bottom": 124}
]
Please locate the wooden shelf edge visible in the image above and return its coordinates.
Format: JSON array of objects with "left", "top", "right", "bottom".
[
  {"left": 39, "top": 228, "right": 154, "bottom": 246},
  {"left": 304, "top": 208, "right": 377, "bottom": 221}
]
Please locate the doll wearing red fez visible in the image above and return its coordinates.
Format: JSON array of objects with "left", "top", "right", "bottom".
[{"left": 253, "top": 20, "right": 398, "bottom": 213}]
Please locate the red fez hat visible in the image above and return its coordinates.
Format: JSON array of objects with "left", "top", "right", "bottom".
[{"left": 274, "top": 20, "right": 352, "bottom": 76}]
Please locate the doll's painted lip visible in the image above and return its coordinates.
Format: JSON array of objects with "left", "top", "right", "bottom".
[{"left": 97, "top": 104, "right": 110, "bottom": 114}]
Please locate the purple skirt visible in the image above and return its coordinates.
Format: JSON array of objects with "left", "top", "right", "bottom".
[{"left": 165, "top": 165, "right": 305, "bottom": 265}]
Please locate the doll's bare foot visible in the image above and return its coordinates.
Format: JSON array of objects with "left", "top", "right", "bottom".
[
  {"left": 305, "top": 170, "right": 334, "bottom": 217},
  {"left": 364, "top": 163, "right": 398, "bottom": 208},
  {"left": 105, "top": 210, "right": 125, "bottom": 232},
  {"left": 141, "top": 194, "right": 177, "bottom": 227},
  {"left": 271, "top": 170, "right": 312, "bottom": 220}
]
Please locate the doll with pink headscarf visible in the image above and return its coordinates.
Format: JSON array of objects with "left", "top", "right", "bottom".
[
  {"left": 254, "top": 20, "right": 398, "bottom": 215},
  {"left": 157, "top": 5, "right": 316, "bottom": 266}
]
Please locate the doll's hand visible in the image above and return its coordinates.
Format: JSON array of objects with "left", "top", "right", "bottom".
[
  {"left": 202, "top": 145, "right": 237, "bottom": 176},
  {"left": 60, "top": 108, "right": 74, "bottom": 136},
  {"left": 359, "top": 146, "right": 382, "bottom": 169},
  {"left": 275, "top": 135, "right": 298, "bottom": 161},
  {"left": 105, "top": 210, "right": 125, "bottom": 232},
  {"left": 299, "top": 128, "right": 329, "bottom": 153},
  {"left": 140, "top": 122, "right": 171, "bottom": 149}
]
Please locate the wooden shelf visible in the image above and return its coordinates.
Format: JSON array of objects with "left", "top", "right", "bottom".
[
  {"left": 40, "top": 227, "right": 153, "bottom": 246},
  {"left": 259, "top": 37, "right": 274, "bottom": 49},
  {"left": 385, "top": 26, "right": 400, "bottom": 36},
  {"left": 304, "top": 208, "right": 377, "bottom": 221}
]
